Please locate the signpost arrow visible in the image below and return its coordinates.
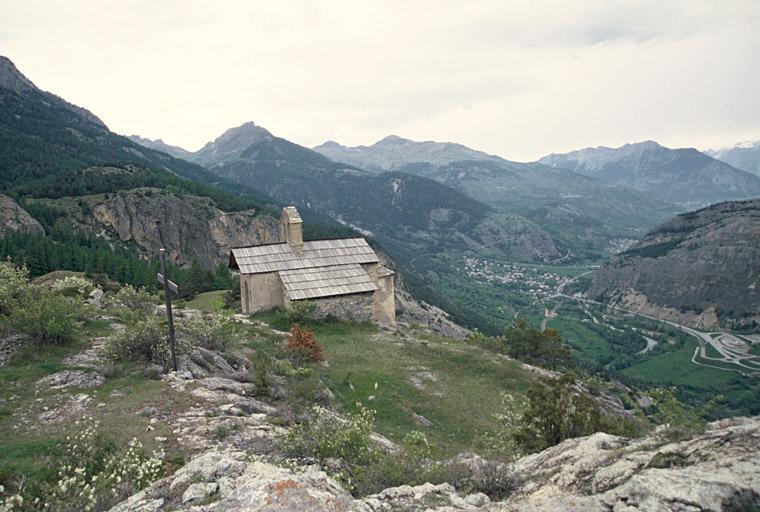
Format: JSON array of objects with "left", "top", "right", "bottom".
[
  {"left": 157, "top": 273, "right": 179, "bottom": 295},
  {"left": 157, "top": 248, "right": 179, "bottom": 372}
]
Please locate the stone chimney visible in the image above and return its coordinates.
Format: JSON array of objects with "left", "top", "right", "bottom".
[{"left": 280, "top": 206, "right": 304, "bottom": 253}]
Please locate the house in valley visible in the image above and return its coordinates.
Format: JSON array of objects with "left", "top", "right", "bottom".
[{"left": 229, "top": 206, "right": 395, "bottom": 325}]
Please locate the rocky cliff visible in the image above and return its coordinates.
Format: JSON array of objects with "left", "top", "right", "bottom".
[
  {"left": 92, "top": 188, "right": 279, "bottom": 267},
  {"left": 588, "top": 199, "right": 760, "bottom": 329},
  {"left": 0, "top": 194, "right": 44, "bottom": 235}
]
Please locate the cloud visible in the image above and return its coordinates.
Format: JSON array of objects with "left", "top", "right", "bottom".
[{"left": 1, "top": 0, "right": 758, "bottom": 160}]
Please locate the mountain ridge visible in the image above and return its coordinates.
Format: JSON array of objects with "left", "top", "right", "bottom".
[
  {"left": 707, "top": 139, "right": 760, "bottom": 176},
  {"left": 537, "top": 140, "right": 760, "bottom": 206},
  {"left": 313, "top": 134, "right": 506, "bottom": 171}
]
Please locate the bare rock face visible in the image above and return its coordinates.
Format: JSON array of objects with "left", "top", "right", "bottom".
[
  {"left": 494, "top": 416, "right": 760, "bottom": 512},
  {"left": 0, "top": 194, "right": 44, "bottom": 235},
  {"left": 109, "top": 451, "right": 355, "bottom": 512},
  {"left": 588, "top": 199, "right": 760, "bottom": 329},
  {"left": 109, "top": 451, "right": 492, "bottom": 512},
  {"left": 37, "top": 370, "right": 104, "bottom": 390},
  {"left": 92, "top": 188, "right": 279, "bottom": 267}
]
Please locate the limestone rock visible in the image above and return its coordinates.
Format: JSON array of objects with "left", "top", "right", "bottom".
[
  {"left": 111, "top": 451, "right": 354, "bottom": 512},
  {"left": 91, "top": 188, "right": 279, "bottom": 267},
  {"left": 182, "top": 482, "right": 219, "bottom": 503},
  {"left": 359, "top": 482, "right": 489, "bottom": 511},
  {"left": 37, "top": 370, "right": 104, "bottom": 390},
  {"left": 0, "top": 335, "right": 26, "bottom": 368},
  {"left": 493, "top": 416, "right": 760, "bottom": 511},
  {"left": 0, "top": 194, "right": 44, "bottom": 235}
]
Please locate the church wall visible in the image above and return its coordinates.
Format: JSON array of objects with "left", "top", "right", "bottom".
[
  {"left": 240, "top": 272, "right": 284, "bottom": 314},
  {"left": 298, "top": 292, "right": 374, "bottom": 322}
]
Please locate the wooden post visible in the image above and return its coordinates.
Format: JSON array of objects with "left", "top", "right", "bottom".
[{"left": 159, "top": 248, "right": 178, "bottom": 372}]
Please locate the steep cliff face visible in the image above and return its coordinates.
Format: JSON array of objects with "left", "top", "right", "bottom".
[
  {"left": 92, "top": 189, "right": 279, "bottom": 267},
  {"left": 0, "top": 194, "right": 44, "bottom": 235},
  {"left": 588, "top": 199, "right": 760, "bottom": 329}
]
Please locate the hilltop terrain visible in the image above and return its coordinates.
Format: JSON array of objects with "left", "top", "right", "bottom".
[
  {"left": 589, "top": 199, "right": 760, "bottom": 330},
  {"left": 1, "top": 269, "right": 758, "bottom": 511}
]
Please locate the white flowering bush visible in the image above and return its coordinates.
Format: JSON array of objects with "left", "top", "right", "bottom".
[
  {"left": 105, "top": 285, "right": 157, "bottom": 322},
  {"left": 283, "top": 403, "right": 377, "bottom": 465},
  {"left": 0, "top": 418, "right": 163, "bottom": 512},
  {"left": 51, "top": 276, "right": 97, "bottom": 299},
  {"left": 103, "top": 316, "right": 173, "bottom": 368},
  {"left": 176, "top": 314, "right": 241, "bottom": 351}
]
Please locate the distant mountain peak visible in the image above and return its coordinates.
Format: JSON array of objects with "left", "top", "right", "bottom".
[
  {"left": 212, "top": 121, "right": 272, "bottom": 143},
  {"left": 0, "top": 55, "right": 39, "bottom": 96},
  {"left": 625, "top": 140, "right": 662, "bottom": 150},
  {"left": 312, "top": 140, "right": 347, "bottom": 152},
  {"left": 537, "top": 140, "right": 760, "bottom": 205},
  {"left": 126, "top": 134, "right": 192, "bottom": 160},
  {"left": 376, "top": 134, "right": 412, "bottom": 145},
  {"left": 706, "top": 138, "right": 760, "bottom": 176},
  {"left": 313, "top": 134, "right": 505, "bottom": 171},
  {"left": 1, "top": 55, "right": 107, "bottom": 130}
]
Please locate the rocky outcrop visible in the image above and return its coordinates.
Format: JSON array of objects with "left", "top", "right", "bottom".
[
  {"left": 92, "top": 188, "right": 279, "bottom": 267},
  {"left": 110, "top": 416, "right": 760, "bottom": 512},
  {"left": 109, "top": 450, "right": 493, "bottom": 512},
  {"left": 588, "top": 199, "right": 760, "bottom": 329},
  {"left": 0, "top": 194, "right": 44, "bottom": 235},
  {"left": 495, "top": 416, "right": 760, "bottom": 511}
]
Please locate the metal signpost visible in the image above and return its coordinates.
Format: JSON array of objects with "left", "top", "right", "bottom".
[{"left": 157, "top": 248, "right": 179, "bottom": 371}]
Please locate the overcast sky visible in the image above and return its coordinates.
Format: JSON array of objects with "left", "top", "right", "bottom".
[{"left": 2, "top": 0, "right": 759, "bottom": 161}]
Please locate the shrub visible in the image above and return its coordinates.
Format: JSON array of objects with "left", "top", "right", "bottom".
[
  {"left": 283, "top": 403, "right": 377, "bottom": 465},
  {"left": 104, "top": 316, "right": 172, "bottom": 368},
  {"left": 9, "top": 291, "right": 84, "bottom": 345},
  {"left": 51, "top": 275, "right": 97, "bottom": 298},
  {"left": 646, "top": 387, "right": 706, "bottom": 439},
  {"left": 468, "top": 461, "right": 517, "bottom": 500},
  {"left": 469, "top": 320, "right": 574, "bottom": 371},
  {"left": 106, "top": 285, "right": 157, "bottom": 322},
  {"left": 176, "top": 314, "right": 241, "bottom": 351},
  {"left": 273, "top": 357, "right": 313, "bottom": 377},
  {"left": 286, "top": 370, "right": 330, "bottom": 418},
  {"left": 512, "top": 372, "right": 608, "bottom": 453},
  {"left": 0, "top": 417, "right": 163, "bottom": 512},
  {"left": 284, "top": 324, "right": 324, "bottom": 363},
  {"left": 283, "top": 301, "right": 317, "bottom": 324},
  {"left": 0, "top": 261, "right": 29, "bottom": 318}
]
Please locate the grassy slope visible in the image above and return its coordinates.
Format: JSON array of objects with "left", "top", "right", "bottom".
[
  {"left": 255, "top": 312, "right": 536, "bottom": 455},
  {"left": 182, "top": 290, "right": 226, "bottom": 312},
  {"left": 0, "top": 319, "right": 192, "bottom": 484}
]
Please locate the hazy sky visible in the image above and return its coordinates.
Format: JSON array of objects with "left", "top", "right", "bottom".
[{"left": 2, "top": 0, "right": 759, "bottom": 161}]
